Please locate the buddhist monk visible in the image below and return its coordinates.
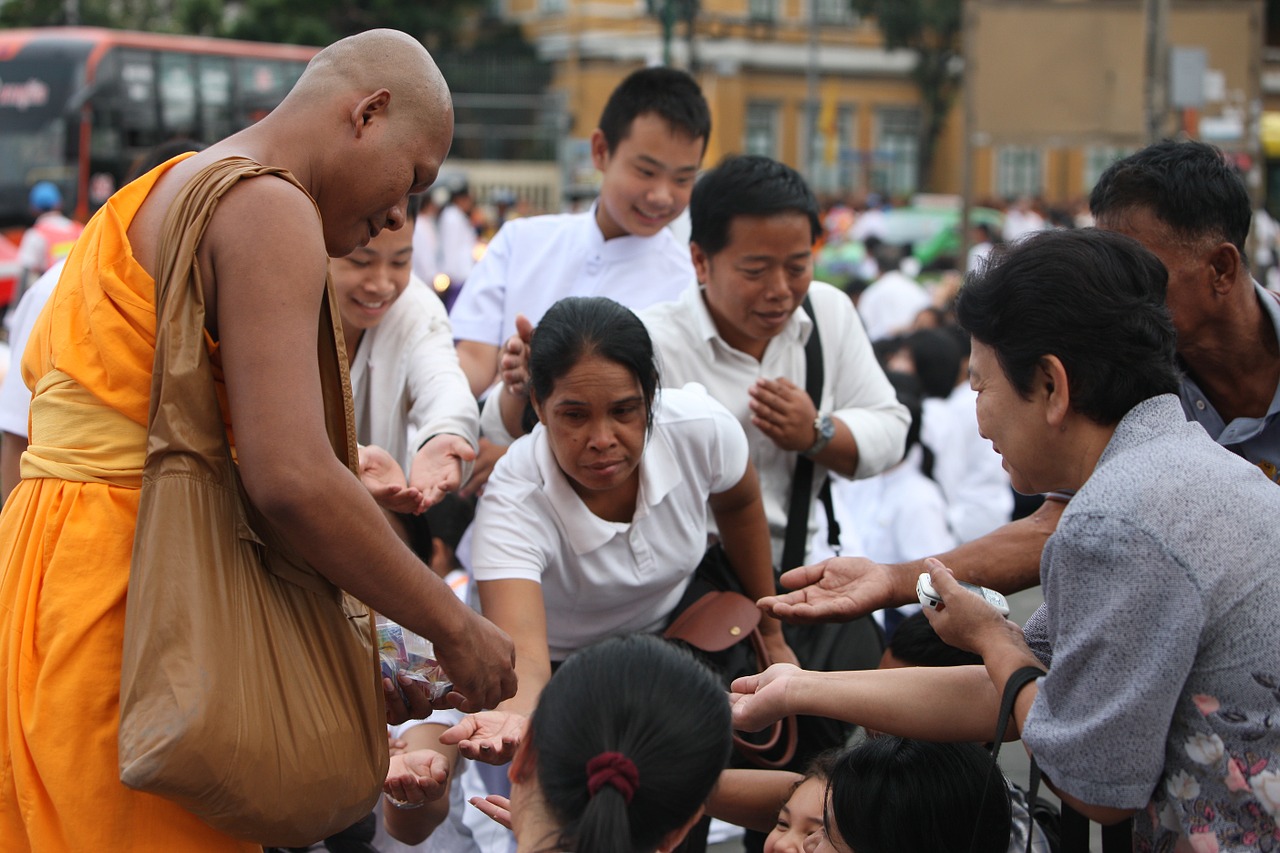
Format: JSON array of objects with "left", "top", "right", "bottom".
[{"left": 0, "top": 29, "right": 516, "bottom": 851}]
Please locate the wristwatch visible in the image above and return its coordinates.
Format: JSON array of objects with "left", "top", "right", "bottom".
[{"left": 802, "top": 413, "right": 835, "bottom": 458}]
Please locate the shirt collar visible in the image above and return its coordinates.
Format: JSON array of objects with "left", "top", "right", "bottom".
[
  {"left": 530, "top": 400, "right": 684, "bottom": 556},
  {"left": 1178, "top": 281, "right": 1280, "bottom": 432},
  {"left": 682, "top": 282, "right": 815, "bottom": 351},
  {"left": 1096, "top": 393, "right": 1188, "bottom": 471},
  {"left": 583, "top": 201, "right": 682, "bottom": 261}
]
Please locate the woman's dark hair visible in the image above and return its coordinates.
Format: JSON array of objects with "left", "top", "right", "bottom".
[
  {"left": 883, "top": 371, "right": 934, "bottom": 481},
  {"left": 903, "top": 329, "right": 962, "bottom": 400},
  {"left": 826, "top": 738, "right": 1011, "bottom": 853},
  {"left": 598, "top": 66, "right": 711, "bottom": 153},
  {"left": 529, "top": 635, "right": 732, "bottom": 853},
  {"left": 1089, "top": 139, "right": 1251, "bottom": 256},
  {"left": 956, "top": 228, "right": 1179, "bottom": 425},
  {"left": 886, "top": 612, "right": 982, "bottom": 668},
  {"left": 690, "top": 155, "right": 821, "bottom": 257},
  {"left": 529, "top": 297, "right": 660, "bottom": 433}
]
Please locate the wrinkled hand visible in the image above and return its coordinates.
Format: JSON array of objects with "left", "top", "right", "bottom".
[
  {"left": 384, "top": 748, "right": 450, "bottom": 806},
  {"left": 359, "top": 444, "right": 427, "bottom": 514},
  {"left": 748, "top": 377, "right": 819, "bottom": 452},
  {"left": 729, "top": 663, "right": 802, "bottom": 733},
  {"left": 438, "top": 710, "right": 527, "bottom": 765},
  {"left": 921, "top": 559, "right": 1025, "bottom": 658},
  {"left": 460, "top": 438, "right": 507, "bottom": 499},
  {"left": 432, "top": 610, "right": 518, "bottom": 713},
  {"left": 759, "top": 557, "right": 897, "bottom": 624},
  {"left": 409, "top": 434, "right": 477, "bottom": 509},
  {"left": 498, "top": 314, "right": 535, "bottom": 400},
  {"left": 469, "top": 794, "right": 513, "bottom": 830}
]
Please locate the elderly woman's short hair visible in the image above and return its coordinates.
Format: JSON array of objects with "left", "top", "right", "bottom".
[{"left": 956, "top": 228, "right": 1179, "bottom": 425}]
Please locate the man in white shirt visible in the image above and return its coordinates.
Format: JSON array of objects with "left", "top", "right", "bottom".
[
  {"left": 435, "top": 179, "right": 477, "bottom": 312},
  {"left": 451, "top": 66, "right": 710, "bottom": 398},
  {"left": 856, "top": 242, "right": 931, "bottom": 341},
  {"left": 640, "top": 155, "right": 909, "bottom": 567}
]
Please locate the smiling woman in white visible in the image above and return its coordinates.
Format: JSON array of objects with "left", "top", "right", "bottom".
[
  {"left": 446, "top": 296, "right": 788, "bottom": 769},
  {"left": 331, "top": 197, "right": 478, "bottom": 510}
]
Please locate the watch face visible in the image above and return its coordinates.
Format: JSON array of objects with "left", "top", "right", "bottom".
[{"left": 819, "top": 414, "right": 835, "bottom": 439}]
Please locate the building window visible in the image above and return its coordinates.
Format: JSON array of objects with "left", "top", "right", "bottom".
[
  {"left": 995, "top": 146, "right": 1044, "bottom": 199},
  {"left": 871, "top": 107, "right": 919, "bottom": 198},
  {"left": 745, "top": 101, "right": 780, "bottom": 158},
  {"left": 1083, "top": 145, "right": 1133, "bottom": 193},
  {"left": 804, "top": 100, "right": 857, "bottom": 195},
  {"left": 540, "top": 0, "right": 567, "bottom": 12},
  {"left": 815, "top": 0, "right": 853, "bottom": 24},
  {"left": 748, "top": 0, "right": 777, "bottom": 22}
]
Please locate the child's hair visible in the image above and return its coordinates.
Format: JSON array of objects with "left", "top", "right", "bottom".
[
  {"left": 528, "top": 634, "right": 732, "bottom": 853},
  {"left": 423, "top": 493, "right": 474, "bottom": 553},
  {"left": 597, "top": 66, "right": 711, "bottom": 153},
  {"left": 825, "top": 738, "right": 1011, "bottom": 853},
  {"left": 882, "top": 371, "right": 935, "bottom": 481},
  {"left": 886, "top": 611, "right": 982, "bottom": 668},
  {"left": 903, "top": 329, "right": 963, "bottom": 399}
]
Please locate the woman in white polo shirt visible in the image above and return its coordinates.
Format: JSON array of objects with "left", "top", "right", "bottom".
[{"left": 444, "top": 296, "right": 791, "bottom": 766}]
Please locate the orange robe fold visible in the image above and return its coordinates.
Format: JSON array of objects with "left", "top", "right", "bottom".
[{"left": 0, "top": 157, "right": 260, "bottom": 852}]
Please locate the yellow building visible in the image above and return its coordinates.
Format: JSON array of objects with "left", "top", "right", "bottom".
[
  {"left": 500, "top": 0, "right": 930, "bottom": 201},
  {"left": 496, "top": 0, "right": 1261, "bottom": 207}
]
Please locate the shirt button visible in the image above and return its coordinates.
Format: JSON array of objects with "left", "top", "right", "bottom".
[{"left": 1195, "top": 400, "right": 1206, "bottom": 411}]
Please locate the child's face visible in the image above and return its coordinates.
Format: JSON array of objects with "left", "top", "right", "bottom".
[
  {"left": 331, "top": 220, "right": 415, "bottom": 340},
  {"left": 590, "top": 111, "right": 703, "bottom": 240},
  {"left": 765, "top": 776, "right": 826, "bottom": 853}
]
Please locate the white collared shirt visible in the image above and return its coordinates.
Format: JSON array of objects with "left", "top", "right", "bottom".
[
  {"left": 470, "top": 385, "right": 748, "bottom": 661},
  {"left": 640, "top": 281, "right": 909, "bottom": 566},
  {"left": 348, "top": 276, "right": 478, "bottom": 474},
  {"left": 449, "top": 204, "right": 692, "bottom": 348}
]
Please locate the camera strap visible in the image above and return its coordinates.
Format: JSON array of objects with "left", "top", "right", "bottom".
[{"left": 971, "top": 665, "right": 1046, "bottom": 853}]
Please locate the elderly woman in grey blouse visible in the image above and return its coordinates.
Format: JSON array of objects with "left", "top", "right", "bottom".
[{"left": 731, "top": 228, "right": 1280, "bottom": 853}]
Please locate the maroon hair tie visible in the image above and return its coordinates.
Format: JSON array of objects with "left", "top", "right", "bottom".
[{"left": 586, "top": 751, "right": 640, "bottom": 804}]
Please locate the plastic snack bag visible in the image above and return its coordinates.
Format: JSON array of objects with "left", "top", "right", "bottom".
[{"left": 376, "top": 615, "right": 453, "bottom": 702}]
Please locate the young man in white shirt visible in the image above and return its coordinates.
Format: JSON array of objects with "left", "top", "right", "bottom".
[{"left": 451, "top": 66, "right": 710, "bottom": 399}]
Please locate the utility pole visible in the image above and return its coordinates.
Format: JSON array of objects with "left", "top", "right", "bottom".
[
  {"left": 1143, "top": 0, "right": 1170, "bottom": 142},
  {"left": 806, "top": 0, "right": 819, "bottom": 185}
]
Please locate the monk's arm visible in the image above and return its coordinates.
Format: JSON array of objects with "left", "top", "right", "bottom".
[{"left": 210, "top": 180, "right": 514, "bottom": 710}]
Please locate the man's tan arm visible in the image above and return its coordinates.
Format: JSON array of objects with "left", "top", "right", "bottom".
[
  {"left": 210, "top": 179, "right": 514, "bottom": 711},
  {"left": 456, "top": 340, "right": 498, "bottom": 399},
  {"left": 761, "top": 497, "right": 1064, "bottom": 624}
]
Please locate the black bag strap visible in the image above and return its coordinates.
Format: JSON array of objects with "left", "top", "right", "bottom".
[
  {"left": 973, "top": 665, "right": 1045, "bottom": 853},
  {"left": 781, "top": 296, "right": 839, "bottom": 571}
]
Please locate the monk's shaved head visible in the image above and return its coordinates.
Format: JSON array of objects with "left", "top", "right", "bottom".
[{"left": 290, "top": 29, "right": 451, "bottom": 120}]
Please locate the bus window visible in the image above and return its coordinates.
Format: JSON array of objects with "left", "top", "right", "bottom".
[
  {"left": 237, "top": 58, "right": 301, "bottom": 126},
  {"left": 198, "top": 56, "right": 234, "bottom": 143},
  {"left": 158, "top": 52, "right": 197, "bottom": 139},
  {"left": 116, "top": 49, "right": 164, "bottom": 151},
  {"left": 0, "top": 50, "right": 81, "bottom": 227}
]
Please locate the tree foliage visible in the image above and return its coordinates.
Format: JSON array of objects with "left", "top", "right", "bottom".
[{"left": 850, "top": 0, "right": 963, "bottom": 191}]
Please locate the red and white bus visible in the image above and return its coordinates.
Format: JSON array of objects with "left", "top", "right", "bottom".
[{"left": 0, "top": 27, "right": 318, "bottom": 232}]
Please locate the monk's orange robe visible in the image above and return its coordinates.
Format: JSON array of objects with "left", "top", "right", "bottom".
[{"left": 0, "top": 157, "right": 260, "bottom": 852}]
